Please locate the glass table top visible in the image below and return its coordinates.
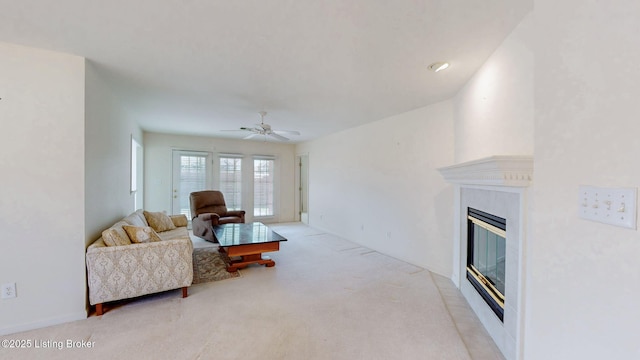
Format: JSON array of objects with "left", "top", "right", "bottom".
[{"left": 213, "top": 222, "right": 287, "bottom": 246}]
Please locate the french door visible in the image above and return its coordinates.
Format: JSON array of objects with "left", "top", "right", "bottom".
[{"left": 171, "top": 150, "right": 212, "bottom": 219}]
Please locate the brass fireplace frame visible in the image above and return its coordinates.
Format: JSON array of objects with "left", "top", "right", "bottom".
[{"left": 466, "top": 208, "right": 506, "bottom": 322}]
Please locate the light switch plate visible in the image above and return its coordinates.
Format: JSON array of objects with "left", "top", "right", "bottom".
[
  {"left": 1, "top": 283, "right": 16, "bottom": 299},
  {"left": 579, "top": 186, "right": 637, "bottom": 229}
]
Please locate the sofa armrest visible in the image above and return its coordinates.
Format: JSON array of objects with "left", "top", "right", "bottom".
[
  {"left": 86, "top": 238, "right": 193, "bottom": 306},
  {"left": 169, "top": 214, "right": 188, "bottom": 227},
  {"left": 195, "top": 213, "right": 220, "bottom": 222}
]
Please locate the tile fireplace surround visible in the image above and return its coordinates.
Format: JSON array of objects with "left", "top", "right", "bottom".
[{"left": 438, "top": 156, "right": 533, "bottom": 360}]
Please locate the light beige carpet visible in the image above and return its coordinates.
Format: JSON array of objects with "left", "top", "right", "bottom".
[
  {"left": 192, "top": 247, "right": 240, "bottom": 284},
  {"left": 0, "top": 223, "right": 503, "bottom": 360}
]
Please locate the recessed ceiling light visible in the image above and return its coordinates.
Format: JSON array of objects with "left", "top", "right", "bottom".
[{"left": 428, "top": 62, "right": 449, "bottom": 72}]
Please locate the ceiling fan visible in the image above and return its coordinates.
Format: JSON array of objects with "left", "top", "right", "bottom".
[{"left": 226, "top": 111, "right": 300, "bottom": 141}]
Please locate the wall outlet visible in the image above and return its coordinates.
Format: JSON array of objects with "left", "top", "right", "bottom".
[{"left": 2, "top": 283, "right": 16, "bottom": 299}]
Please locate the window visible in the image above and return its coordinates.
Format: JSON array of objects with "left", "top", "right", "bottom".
[
  {"left": 219, "top": 156, "right": 242, "bottom": 210},
  {"left": 131, "top": 136, "right": 143, "bottom": 210},
  {"left": 253, "top": 158, "right": 275, "bottom": 217}
]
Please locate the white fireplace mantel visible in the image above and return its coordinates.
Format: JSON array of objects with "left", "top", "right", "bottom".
[
  {"left": 437, "top": 155, "right": 533, "bottom": 187},
  {"left": 438, "top": 155, "right": 533, "bottom": 360}
]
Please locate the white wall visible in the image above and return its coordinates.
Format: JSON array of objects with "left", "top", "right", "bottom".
[
  {"left": 85, "top": 61, "right": 143, "bottom": 244},
  {"left": 450, "top": 15, "right": 535, "bottom": 359},
  {"left": 0, "top": 42, "right": 86, "bottom": 334},
  {"left": 296, "top": 101, "right": 454, "bottom": 275},
  {"left": 527, "top": 2, "right": 640, "bottom": 359},
  {"left": 144, "top": 132, "right": 297, "bottom": 223},
  {"left": 454, "top": 14, "right": 534, "bottom": 163}
]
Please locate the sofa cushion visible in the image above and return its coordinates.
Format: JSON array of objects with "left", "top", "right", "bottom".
[
  {"left": 159, "top": 227, "right": 190, "bottom": 242},
  {"left": 144, "top": 210, "right": 176, "bottom": 232},
  {"left": 169, "top": 214, "right": 188, "bottom": 227},
  {"left": 123, "top": 225, "right": 162, "bottom": 243},
  {"left": 102, "top": 221, "right": 132, "bottom": 247}
]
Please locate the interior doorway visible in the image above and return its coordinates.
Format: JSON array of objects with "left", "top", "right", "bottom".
[{"left": 297, "top": 154, "right": 309, "bottom": 224}]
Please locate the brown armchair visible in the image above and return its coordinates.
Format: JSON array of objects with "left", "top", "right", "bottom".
[{"left": 190, "top": 190, "right": 245, "bottom": 243}]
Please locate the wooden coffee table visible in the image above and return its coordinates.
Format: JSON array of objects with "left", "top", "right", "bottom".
[{"left": 213, "top": 222, "right": 287, "bottom": 272}]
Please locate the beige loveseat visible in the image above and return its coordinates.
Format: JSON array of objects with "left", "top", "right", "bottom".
[{"left": 86, "top": 210, "right": 193, "bottom": 315}]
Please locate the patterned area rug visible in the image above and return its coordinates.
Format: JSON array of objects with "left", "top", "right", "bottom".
[{"left": 192, "top": 247, "right": 240, "bottom": 284}]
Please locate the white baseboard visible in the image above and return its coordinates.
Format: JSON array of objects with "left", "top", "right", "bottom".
[
  {"left": 310, "top": 223, "right": 452, "bottom": 277},
  {"left": 0, "top": 311, "right": 87, "bottom": 336}
]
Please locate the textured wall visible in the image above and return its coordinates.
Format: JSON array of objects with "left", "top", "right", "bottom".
[
  {"left": 454, "top": 14, "right": 534, "bottom": 163},
  {"left": 85, "top": 61, "right": 143, "bottom": 245},
  {"left": 296, "top": 101, "right": 455, "bottom": 275},
  {"left": 0, "top": 42, "right": 86, "bottom": 334},
  {"left": 527, "top": 1, "right": 640, "bottom": 359}
]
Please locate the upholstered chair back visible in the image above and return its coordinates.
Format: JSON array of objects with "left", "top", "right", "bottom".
[{"left": 189, "top": 190, "right": 228, "bottom": 219}]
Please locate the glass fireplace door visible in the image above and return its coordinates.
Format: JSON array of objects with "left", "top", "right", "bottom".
[{"left": 467, "top": 208, "right": 506, "bottom": 321}]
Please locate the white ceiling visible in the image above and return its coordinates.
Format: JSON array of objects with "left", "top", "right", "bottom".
[{"left": 0, "top": 0, "right": 531, "bottom": 143}]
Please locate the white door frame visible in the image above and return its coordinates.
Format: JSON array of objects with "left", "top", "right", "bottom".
[{"left": 295, "top": 154, "right": 309, "bottom": 224}]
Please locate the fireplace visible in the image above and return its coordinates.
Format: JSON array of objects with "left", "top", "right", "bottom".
[
  {"left": 438, "top": 155, "right": 533, "bottom": 360},
  {"left": 466, "top": 208, "right": 506, "bottom": 322}
]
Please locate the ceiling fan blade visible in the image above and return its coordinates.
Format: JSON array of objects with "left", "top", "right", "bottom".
[
  {"left": 273, "top": 130, "right": 300, "bottom": 135},
  {"left": 222, "top": 127, "right": 256, "bottom": 132},
  {"left": 268, "top": 133, "right": 290, "bottom": 141},
  {"left": 243, "top": 133, "right": 262, "bottom": 140}
]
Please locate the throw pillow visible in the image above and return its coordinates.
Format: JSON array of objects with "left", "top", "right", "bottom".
[
  {"left": 143, "top": 211, "right": 176, "bottom": 232},
  {"left": 169, "top": 214, "right": 188, "bottom": 227},
  {"left": 102, "top": 222, "right": 132, "bottom": 246},
  {"left": 123, "top": 212, "right": 147, "bottom": 227},
  {"left": 123, "top": 225, "right": 162, "bottom": 244}
]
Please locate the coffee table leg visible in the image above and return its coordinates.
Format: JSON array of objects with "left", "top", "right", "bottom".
[
  {"left": 262, "top": 255, "right": 275, "bottom": 267},
  {"left": 226, "top": 254, "right": 276, "bottom": 272}
]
